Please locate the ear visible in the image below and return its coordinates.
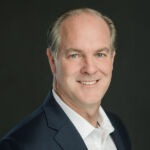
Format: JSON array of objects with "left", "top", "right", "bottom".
[
  {"left": 46, "top": 48, "right": 56, "bottom": 74},
  {"left": 112, "top": 49, "right": 116, "bottom": 64}
]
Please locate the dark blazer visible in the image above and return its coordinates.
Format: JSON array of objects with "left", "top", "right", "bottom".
[{"left": 0, "top": 91, "right": 131, "bottom": 150}]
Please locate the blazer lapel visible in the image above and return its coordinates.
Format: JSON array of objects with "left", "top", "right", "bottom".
[
  {"left": 111, "top": 130, "right": 126, "bottom": 150},
  {"left": 106, "top": 111, "right": 128, "bottom": 150},
  {"left": 54, "top": 121, "right": 87, "bottom": 150},
  {"left": 43, "top": 91, "right": 88, "bottom": 150}
]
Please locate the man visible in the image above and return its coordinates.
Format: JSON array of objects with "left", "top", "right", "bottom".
[{"left": 0, "top": 8, "right": 131, "bottom": 150}]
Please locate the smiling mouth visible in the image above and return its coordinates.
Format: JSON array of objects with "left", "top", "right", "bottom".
[{"left": 78, "top": 80, "right": 99, "bottom": 86}]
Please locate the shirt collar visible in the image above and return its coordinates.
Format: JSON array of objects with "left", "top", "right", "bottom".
[{"left": 52, "top": 90, "right": 114, "bottom": 140}]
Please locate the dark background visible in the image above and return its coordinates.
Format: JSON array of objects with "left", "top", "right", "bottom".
[{"left": 0, "top": 0, "right": 150, "bottom": 150}]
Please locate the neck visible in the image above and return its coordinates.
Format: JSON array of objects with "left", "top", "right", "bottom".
[
  {"left": 53, "top": 84, "right": 100, "bottom": 128},
  {"left": 72, "top": 104, "right": 100, "bottom": 128}
]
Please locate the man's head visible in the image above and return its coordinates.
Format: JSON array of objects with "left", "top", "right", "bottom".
[
  {"left": 47, "top": 8, "right": 116, "bottom": 58},
  {"left": 47, "top": 8, "right": 116, "bottom": 111}
]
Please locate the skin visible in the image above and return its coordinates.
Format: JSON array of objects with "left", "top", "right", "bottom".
[{"left": 47, "top": 13, "right": 115, "bottom": 127}]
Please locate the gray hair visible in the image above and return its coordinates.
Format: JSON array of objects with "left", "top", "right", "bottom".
[{"left": 47, "top": 8, "right": 116, "bottom": 57}]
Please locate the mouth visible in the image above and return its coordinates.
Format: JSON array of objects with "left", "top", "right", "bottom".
[{"left": 77, "top": 80, "right": 99, "bottom": 86}]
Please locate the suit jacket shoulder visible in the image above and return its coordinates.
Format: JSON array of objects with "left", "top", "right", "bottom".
[
  {"left": 0, "top": 91, "right": 131, "bottom": 150},
  {"left": 0, "top": 91, "right": 87, "bottom": 150}
]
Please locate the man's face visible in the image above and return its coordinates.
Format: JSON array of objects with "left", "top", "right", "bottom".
[{"left": 48, "top": 13, "right": 115, "bottom": 110}]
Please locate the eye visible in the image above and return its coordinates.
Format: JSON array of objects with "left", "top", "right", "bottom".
[
  {"left": 69, "top": 54, "right": 80, "bottom": 58},
  {"left": 96, "top": 53, "right": 105, "bottom": 57}
]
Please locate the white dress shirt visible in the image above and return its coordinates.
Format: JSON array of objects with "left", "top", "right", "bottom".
[{"left": 52, "top": 90, "right": 117, "bottom": 150}]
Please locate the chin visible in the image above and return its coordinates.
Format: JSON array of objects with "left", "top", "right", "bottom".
[{"left": 77, "top": 93, "right": 102, "bottom": 106}]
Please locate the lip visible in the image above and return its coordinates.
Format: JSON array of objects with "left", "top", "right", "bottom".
[{"left": 77, "top": 80, "right": 100, "bottom": 87}]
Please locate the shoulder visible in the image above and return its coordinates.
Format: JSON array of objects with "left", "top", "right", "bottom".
[
  {"left": 0, "top": 106, "right": 57, "bottom": 150},
  {"left": 0, "top": 92, "right": 56, "bottom": 150},
  {"left": 0, "top": 91, "right": 63, "bottom": 150},
  {"left": 0, "top": 105, "right": 45, "bottom": 149}
]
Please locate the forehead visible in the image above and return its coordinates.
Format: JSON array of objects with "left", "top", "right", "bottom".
[
  {"left": 60, "top": 13, "right": 110, "bottom": 34},
  {"left": 59, "top": 13, "right": 111, "bottom": 51}
]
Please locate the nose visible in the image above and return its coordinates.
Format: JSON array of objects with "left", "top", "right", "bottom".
[{"left": 80, "top": 56, "right": 97, "bottom": 75}]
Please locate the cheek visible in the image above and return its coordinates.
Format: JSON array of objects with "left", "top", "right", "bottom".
[
  {"left": 98, "top": 60, "right": 113, "bottom": 75},
  {"left": 56, "top": 60, "right": 80, "bottom": 80},
  {"left": 63, "top": 58, "right": 81, "bottom": 73}
]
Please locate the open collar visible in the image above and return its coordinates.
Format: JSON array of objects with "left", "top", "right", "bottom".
[
  {"left": 53, "top": 89, "right": 114, "bottom": 140},
  {"left": 42, "top": 90, "right": 128, "bottom": 150}
]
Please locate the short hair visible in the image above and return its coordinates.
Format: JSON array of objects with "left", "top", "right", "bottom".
[{"left": 47, "top": 8, "right": 116, "bottom": 57}]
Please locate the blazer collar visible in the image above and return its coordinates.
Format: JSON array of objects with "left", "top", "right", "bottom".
[
  {"left": 42, "top": 91, "right": 128, "bottom": 150},
  {"left": 107, "top": 111, "right": 128, "bottom": 150},
  {"left": 111, "top": 131, "right": 126, "bottom": 150},
  {"left": 43, "top": 91, "right": 68, "bottom": 129},
  {"left": 43, "top": 91, "right": 88, "bottom": 150}
]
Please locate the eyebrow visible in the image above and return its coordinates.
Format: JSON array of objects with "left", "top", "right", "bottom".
[
  {"left": 63, "top": 48, "right": 82, "bottom": 54},
  {"left": 96, "top": 47, "right": 110, "bottom": 53},
  {"left": 63, "top": 47, "right": 110, "bottom": 54}
]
